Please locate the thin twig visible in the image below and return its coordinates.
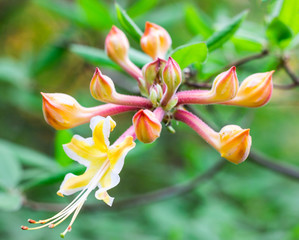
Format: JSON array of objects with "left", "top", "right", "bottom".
[
  {"left": 205, "top": 49, "right": 269, "bottom": 82},
  {"left": 23, "top": 160, "right": 226, "bottom": 212},
  {"left": 273, "top": 82, "right": 299, "bottom": 90},
  {"left": 281, "top": 58, "right": 299, "bottom": 84},
  {"left": 249, "top": 151, "right": 299, "bottom": 180}
]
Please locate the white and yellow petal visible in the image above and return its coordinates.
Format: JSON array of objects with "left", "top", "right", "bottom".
[
  {"left": 90, "top": 116, "right": 116, "bottom": 152},
  {"left": 95, "top": 171, "right": 121, "bottom": 206},
  {"left": 108, "top": 136, "right": 136, "bottom": 174},
  {"left": 63, "top": 135, "right": 107, "bottom": 167}
]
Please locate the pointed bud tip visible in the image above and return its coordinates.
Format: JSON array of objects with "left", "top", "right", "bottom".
[
  {"left": 230, "top": 66, "right": 236, "bottom": 71},
  {"left": 95, "top": 67, "right": 101, "bottom": 74},
  {"left": 40, "top": 92, "right": 49, "bottom": 101},
  {"left": 145, "top": 21, "right": 155, "bottom": 30},
  {"left": 111, "top": 25, "right": 119, "bottom": 32}
]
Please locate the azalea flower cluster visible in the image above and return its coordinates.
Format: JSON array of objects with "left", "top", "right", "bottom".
[{"left": 22, "top": 22, "right": 273, "bottom": 237}]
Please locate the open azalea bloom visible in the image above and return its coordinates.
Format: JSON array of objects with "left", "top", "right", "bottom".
[
  {"left": 26, "top": 20, "right": 275, "bottom": 237},
  {"left": 22, "top": 116, "right": 135, "bottom": 237}
]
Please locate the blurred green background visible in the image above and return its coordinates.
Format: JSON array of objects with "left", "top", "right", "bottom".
[{"left": 1, "top": 0, "right": 299, "bottom": 239}]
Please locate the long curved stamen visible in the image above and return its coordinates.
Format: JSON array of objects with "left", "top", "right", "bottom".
[
  {"left": 22, "top": 161, "right": 109, "bottom": 235},
  {"left": 60, "top": 201, "right": 85, "bottom": 238}
]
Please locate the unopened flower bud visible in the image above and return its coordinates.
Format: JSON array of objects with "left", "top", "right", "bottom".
[
  {"left": 142, "top": 58, "right": 166, "bottom": 93},
  {"left": 41, "top": 93, "right": 88, "bottom": 130},
  {"left": 161, "top": 57, "right": 182, "bottom": 109},
  {"left": 90, "top": 68, "right": 153, "bottom": 108},
  {"left": 140, "top": 22, "right": 172, "bottom": 59},
  {"left": 133, "top": 109, "right": 162, "bottom": 143},
  {"left": 105, "top": 26, "right": 143, "bottom": 82},
  {"left": 225, "top": 71, "right": 274, "bottom": 107},
  {"left": 90, "top": 68, "right": 117, "bottom": 102},
  {"left": 218, "top": 125, "right": 252, "bottom": 164},
  {"left": 149, "top": 84, "right": 163, "bottom": 107},
  {"left": 105, "top": 26, "right": 129, "bottom": 63},
  {"left": 210, "top": 66, "right": 238, "bottom": 101}
]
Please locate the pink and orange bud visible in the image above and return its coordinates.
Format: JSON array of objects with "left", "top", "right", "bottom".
[
  {"left": 90, "top": 68, "right": 152, "bottom": 108},
  {"left": 218, "top": 125, "right": 252, "bottom": 164},
  {"left": 105, "top": 26, "right": 143, "bottom": 82},
  {"left": 105, "top": 26, "right": 129, "bottom": 63},
  {"left": 140, "top": 22, "right": 172, "bottom": 59},
  {"left": 161, "top": 57, "right": 182, "bottom": 109},
  {"left": 210, "top": 66, "right": 238, "bottom": 101},
  {"left": 42, "top": 93, "right": 89, "bottom": 130},
  {"left": 133, "top": 109, "right": 162, "bottom": 143},
  {"left": 90, "top": 68, "right": 117, "bottom": 102},
  {"left": 224, "top": 71, "right": 274, "bottom": 107},
  {"left": 142, "top": 58, "right": 166, "bottom": 89}
]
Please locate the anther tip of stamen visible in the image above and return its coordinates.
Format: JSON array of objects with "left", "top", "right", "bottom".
[
  {"left": 49, "top": 224, "right": 55, "bottom": 229},
  {"left": 21, "top": 226, "right": 28, "bottom": 230},
  {"left": 60, "top": 233, "right": 65, "bottom": 238},
  {"left": 39, "top": 220, "right": 46, "bottom": 224},
  {"left": 28, "top": 219, "right": 36, "bottom": 224},
  {"left": 67, "top": 226, "right": 72, "bottom": 232}
]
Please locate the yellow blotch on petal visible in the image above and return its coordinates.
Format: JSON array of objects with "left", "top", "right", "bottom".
[
  {"left": 65, "top": 136, "right": 108, "bottom": 164},
  {"left": 108, "top": 136, "right": 136, "bottom": 169}
]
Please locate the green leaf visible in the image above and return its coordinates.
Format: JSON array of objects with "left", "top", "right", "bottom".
[
  {"left": 206, "top": 11, "right": 248, "bottom": 51},
  {"left": 127, "top": 0, "right": 159, "bottom": 18},
  {"left": 266, "top": 17, "right": 293, "bottom": 47},
  {"left": 0, "top": 190, "right": 22, "bottom": 211},
  {"left": 33, "top": 0, "right": 86, "bottom": 26},
  {"left": 136, "top": 3, "right": 184, "bottom": 27},
  {"left": 0, "top": 58, "right": 29, "bottom": 88},
  {"left": 184, "top": 5, "right": 213, "bottom": 38},
  {"left": 278, "top": 0, "right": 299, "bottom": 34},
  {"left": 77, "top": 0, "right": 112, "bottom": 29},
  {"left": 55, "top": 130, "right": 73, "bottom": 167},
  {"left": 0, "top": 88, "right": 41, "bottom": 113},
  {"left": 0, "top": 144, "right": 22, "bottom": 189},
  {"left": 0, "top": 139, "right": 58, "bottom": 170},
  {"left": 115, "top": 3, "right": 143, "bottom": 42},
  {"left": 170, "top": 42, "right": 208, "bottom": 69},
  {"left": 21, "top": 164, "right": 85, "bottom": 191},
  {"left": 232, "top": 36, "right": 263, "bottom": 53},
  {"left": 30, "top": 44, "right": 67, "bottom": 77},
  {"left": 128, "top": 48, "right": 152, "bottom": 67},
  {"left": 70, "top": 44, "right": 119, "bottom": 69},
  {"left": 70, "top": 44, "right": 149, "bottom": 68}
]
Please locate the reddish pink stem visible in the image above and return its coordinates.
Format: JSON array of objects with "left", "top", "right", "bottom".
[
  {"left": 174, "top": 108, "right": 219, "bottom": 149},
  {"left": 113, "top": 125, "right": 136, "bottom": 145},
  {"left": 120, "top": 59, "right": 143, "bottom": 84},
  {"left": 112, "top": 93, "right": 153, "bottom": 109},
  {"left": 84, "top": 104, "right": 140, "bottom": 118},
  {"left": 153, "top": 107, "right": 165, "bottom": 122},
  {"left": 175, "top": 90, "right": 212, "bottom": 105}
]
